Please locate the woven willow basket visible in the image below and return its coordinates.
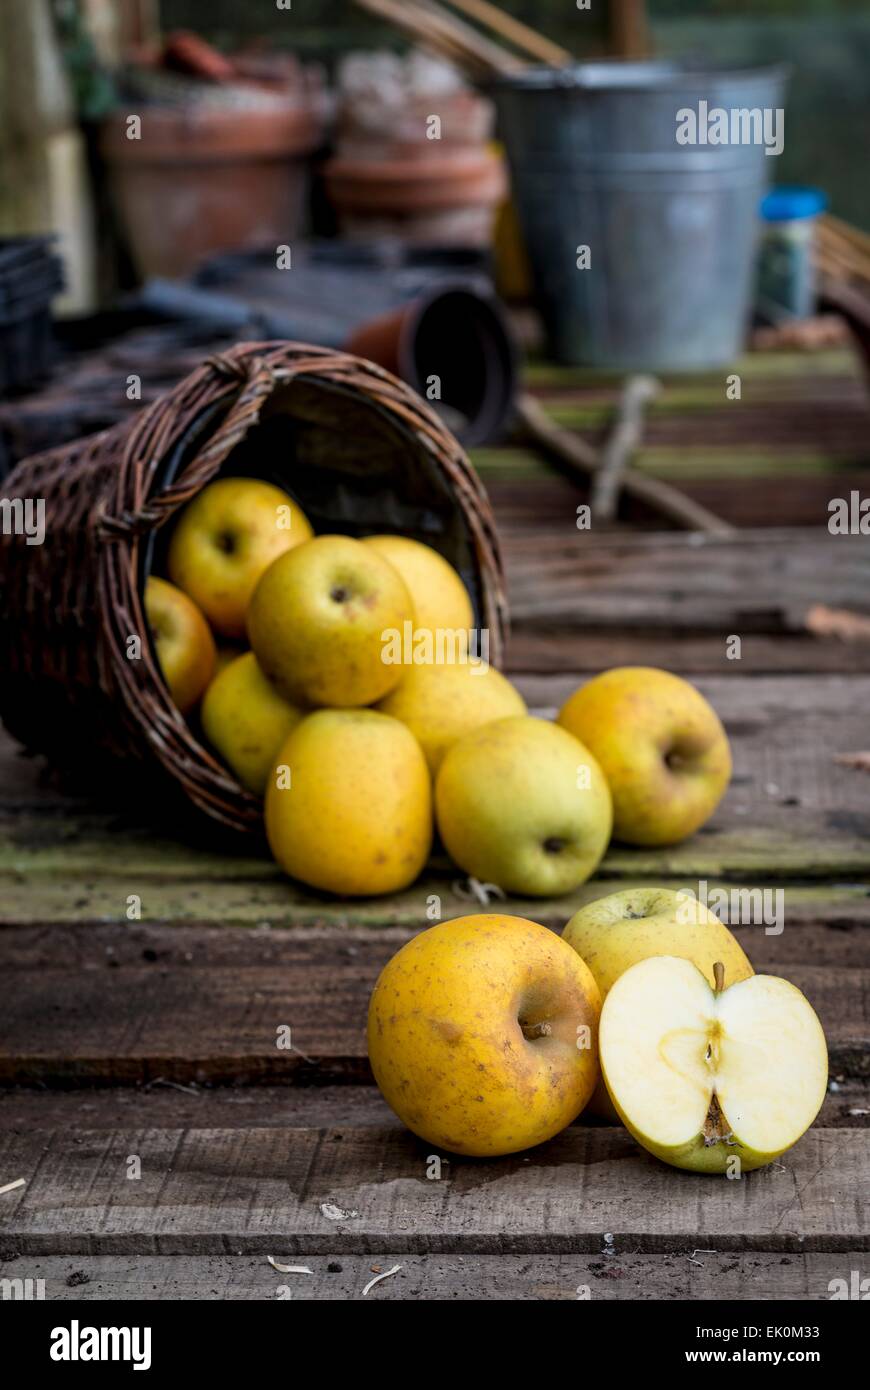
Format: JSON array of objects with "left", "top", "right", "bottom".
[{"left": 0, "top": 341, "right": 507, "bottom": 831}]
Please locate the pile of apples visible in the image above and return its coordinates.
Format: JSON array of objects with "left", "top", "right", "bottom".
[
  {"left": 146, "top": 474, "right": 737, "bottom": 899},
  {"left": 368, "top": 895, "right": 829, "bottom": 1174},
  {"left": 148, "top": 474, "right": 829, "bottom": 1176}
]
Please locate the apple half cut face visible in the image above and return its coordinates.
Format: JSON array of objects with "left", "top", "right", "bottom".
[{"left": 600, "top": 956, "right": 828, "bottom": 1173}]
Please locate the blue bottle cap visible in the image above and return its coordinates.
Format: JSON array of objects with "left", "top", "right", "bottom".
[{"left": 760, "top": 187, "right": 828, "bottom": 222}]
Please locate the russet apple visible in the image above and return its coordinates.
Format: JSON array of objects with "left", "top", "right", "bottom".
[
  {"left": 265, "top": 708, "right": 431, "bottom": 895},
  {"left": 168, "top": 477, "right": 313, "bottom": 639},
  {"left": 201, "top": 651, "right": 304, "bottom": 795},
  {"left": 368, "top": 913, "right": 602, "bottom": 1156},
  {"left": 362, "top": 534, "right": 473, "bottom": 643},
  {"left": 563, "top": 886, "right": 753, "bottom": 1117},
  {"left": 435, "top": 716, "right": 612, "bottom": 896},
  {"left": 600, "top": 956, "right": 827, "bottom": 1173},
  {"left": 145, "top": 576, "right": 216, "bottom": 714},
  {"left": 376, "top": 661, "right": 526, "bottom": 774},
  {"left": 558, "top": 667, "right": 732, "bottom": 846},
  {"left": 247, "top": 535, "right": 413, "bottom": 707}
]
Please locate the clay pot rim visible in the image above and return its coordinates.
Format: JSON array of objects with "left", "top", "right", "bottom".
[
  {"left": 101, "top": 101, "right": 325, "bottom": 162},
  {"left": 324, "top": 148, "right": 506, "bottom": 212},
  {"left": 325, "top": 148, "right": 503, "bottom": 182}
]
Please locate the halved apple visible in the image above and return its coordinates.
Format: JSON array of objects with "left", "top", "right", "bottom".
[{"left": 600, "top": 955, "right": 828, "bottom": 1173}]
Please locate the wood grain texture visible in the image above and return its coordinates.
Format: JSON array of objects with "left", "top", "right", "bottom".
[
  {"left": 507, "top": 630, "right": 870, "bottom": 675},
  {"left": 0, "top": 1126, "right": 866, "bottom": 1255},
  {"left": 489, "top": 472, "right": 870, "bottom": 533},
  {"left": 0, "top": 1250, "right": 860, "bottom": 1300},
  {"left": 0, "top": 1079, "right": 864, "bottom": 1133},
  {"left": 0, "top": 920, "right": 866, "bottom": 1085},
  {"left": 504, "top": 531, "right": 870, "bottom": 634}
]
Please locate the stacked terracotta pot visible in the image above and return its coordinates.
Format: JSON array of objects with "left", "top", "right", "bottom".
[
  {"left": 101, "top": 39, "right": 329, "bottom": 279},
  {"left": 324, "top": 51, "right": 507, "bottom": 247}
]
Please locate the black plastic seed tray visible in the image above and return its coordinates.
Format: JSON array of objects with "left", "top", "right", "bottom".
[{"left": 0, "top": 236, "right": 64, "bottom": 398}]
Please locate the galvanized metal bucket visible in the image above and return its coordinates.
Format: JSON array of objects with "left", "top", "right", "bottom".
[{"left": 492, "top": 63, "right": 787, "bottom": 370}]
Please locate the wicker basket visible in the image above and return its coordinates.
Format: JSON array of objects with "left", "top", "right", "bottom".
[{"left": 0, "top": 341, "right": 507, "bottom": 831}]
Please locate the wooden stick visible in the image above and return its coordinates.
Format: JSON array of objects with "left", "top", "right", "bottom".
[
  {"left": 417, "top": 0, "right": 528, "bottom": 72},
  {"left": 352, "top": 0, "right": 524, "bottom": 77},
  {"left": 444, "top": 0, "right": 573, "bottom": 67},
  {"left": 823, "top": 213, "right": 870, "bottom": 260},
  {"left": 591, "top": 373, "right": 659, "bottom": 522},
  {"left": 833, "top": 751, "right": 870, "bottom": 773},
  {"left": 516, "top": 392, "right": 734, "bottom": 536},
  {"left": 806, "top": 603, "right": 870, "bottom": 642},
  {"left": 817, "top": 218, "right": 870, "bottom": 287},
  {"left": 609, "top": 0, "right": 651, "bottom": 60}
]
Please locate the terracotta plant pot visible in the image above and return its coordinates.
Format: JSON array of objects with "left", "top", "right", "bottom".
[
  {"left": 344, "top": 282, "right": 517, "bottom": 447},
  {"left": 324, "top": 147, "right": 507, "bottom": 247},
  {"left": 101, "top": 95, "right": 325, "bottom": 279}
]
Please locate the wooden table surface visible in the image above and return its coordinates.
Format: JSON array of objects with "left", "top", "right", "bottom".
[{"left": 1, "top": 348, "right": 868, "bottom": 1301}]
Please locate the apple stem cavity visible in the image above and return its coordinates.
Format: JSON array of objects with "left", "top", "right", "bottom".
[
  {"left": 543, "top": 837, "right": 565, "bottom": 854},
  {"left": 520, "top": 1020, "right": 553, "bottom": 1041}
]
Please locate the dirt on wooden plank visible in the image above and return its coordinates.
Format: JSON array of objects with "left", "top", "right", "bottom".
[
  {"left": 1, "top": 1125, "right": 866, "bottom": 1256},
  {"left": 0, "top": 1250, "right": 860, "bottom": 1300}
]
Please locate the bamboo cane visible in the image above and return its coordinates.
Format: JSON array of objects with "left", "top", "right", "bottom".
[
  {"left": 445, "top": 0, "right": 572, "bottom": 67},
  {"left": 352, "top": 0, "right": 525, "bottom": 77}
]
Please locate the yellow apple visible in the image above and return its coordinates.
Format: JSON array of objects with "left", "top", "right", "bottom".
[
  {"left": 247, "top": 534, "right": 413, "bottom": 707},
  {"left": 600, "top": 956, "right": 828, "bottom": 1173},
  {"left": 265, "top": 708, "right": 431, "bottom": 895},
  {"left": 167, "top": 477, "right": 313, "bottom": 639},
  {"left": 368, "top": 913, "right": 602, "bottom": 1156},
  {"left": 435, "top": 716, "right": 612, "bottom": 896},
  {"left": 145, "top": 576, "right": 216, "bottom": 714},
  {"left": 558, "top": 667, "right": 732, "bottom": 846},
  {"left": 563, "top": 886, "right": 754, "bottom": 1117},
  {"left": 201, "top": 651, "right": 304, "bottom": 795},
  {"left": 376, "top": 662, "right": 526, "bottom": 774},
  {"left": 563, "top": 887, "right": 753, "bottom": 1001},
  {"left": 363, "top": 534, "right": 473, "bottom": 642}
]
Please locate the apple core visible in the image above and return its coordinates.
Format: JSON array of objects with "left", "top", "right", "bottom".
[{"left": 600, "top": 954, "right": 828, "bottom": 1172}]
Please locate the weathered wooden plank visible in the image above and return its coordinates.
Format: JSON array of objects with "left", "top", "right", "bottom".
[
  {"left": 2, "top": 677, "right": 869, "bottom": 884},
  {"left": 0, "top": 926, "right": 864, "bottom": 1085},
  {"left": 505, "top": 532, "right": 870, "bottom": 634},
  {"left": 477, "top": 444, "right": 867, "bottom": 482},
  {"left": 0, "top": 1085, "right": 399, "bottom": 1132},
  {"left": 0, "top": 1250, "right": 861, "bottom": 1300},
  {"left": 2, "top": 856, "right": 867, "bottom": 929},
  {"left": 1, "top": 1126, "right": 866, "bottom": 1254},
  {"left": 1, "top": 815, "right": 865, "bottom": 887},
  {"left": 2, "top": 891, "right": 868, "bottom": 962},
  {"left": 0, "top": 1078, "right": 864, "bottom": 1133},
  {"left": 5, "top": 672, "right": 861, "bottom": 878},
  {"left": 530, "top": 375, "right": 868, "bottom": 409},
  {"left": 522, "top": 350, "right": 863, "bottom": 389},
  {"left": 507, "top": 631, "right": 870, "bottom": 675},
  {"left": 490, "top": 473, "right": 870, "bottom": 534}
]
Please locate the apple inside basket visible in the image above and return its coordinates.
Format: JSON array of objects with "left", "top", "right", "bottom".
[{"left": 0, "top": 343, "right": 506, "bottom": 832}]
